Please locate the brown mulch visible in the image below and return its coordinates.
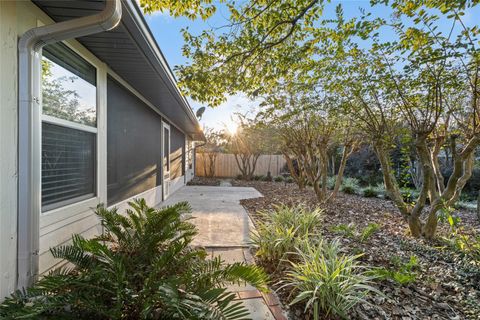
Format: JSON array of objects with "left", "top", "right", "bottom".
[
  {"left": 186, "top": 176, "right": 221, "bottom": 186},
  {"left": 232, "top": 180, "right": 480, "bottom": 320}
]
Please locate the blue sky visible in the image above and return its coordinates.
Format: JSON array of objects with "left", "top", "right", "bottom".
[{"left": 144, "top": 0, "right": 479, "bottom": 131}]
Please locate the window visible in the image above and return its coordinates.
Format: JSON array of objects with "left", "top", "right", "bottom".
[{"left": 41, "top": 43, "right": 97, "bottom": 212}]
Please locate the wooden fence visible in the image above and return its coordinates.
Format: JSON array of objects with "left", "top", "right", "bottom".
[{"left": 195, "top": 153, "right": 287, "bottom": 178}]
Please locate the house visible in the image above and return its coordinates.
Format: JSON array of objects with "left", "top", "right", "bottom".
[{"left": 0, "top": 0, "right": 204, "bottom": 300}]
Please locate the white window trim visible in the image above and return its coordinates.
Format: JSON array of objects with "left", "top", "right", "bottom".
[
  {"left": 41, "top": 114, "right": 98, "bottom": 134},
  {"left": 39, "top": 40, "right": 108, "bottom": 217}
]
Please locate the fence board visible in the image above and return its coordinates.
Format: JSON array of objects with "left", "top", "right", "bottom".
[{"left": 196, "top": 153, "right": 287, "bottom": 178}]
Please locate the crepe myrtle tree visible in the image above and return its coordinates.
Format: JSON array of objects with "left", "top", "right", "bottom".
[
  {"left": 197, "top": 127, "right": 224, "bottom": 177},
  {"left": 258, "top": 85, "right": 359, "bottom": 200},
  {"left": 320, "top": 1, "right": 480, "bottom": 238},
  {"left": 225, "top": 115, "right": 275, "bottom": 180},
  {"left": 140, "top": 0, "right": 480, "bottom": 237}
]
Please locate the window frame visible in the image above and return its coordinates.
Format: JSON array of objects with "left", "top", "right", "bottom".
[{"left": 39, "top": 40, "right": 107, "bottom": 217}]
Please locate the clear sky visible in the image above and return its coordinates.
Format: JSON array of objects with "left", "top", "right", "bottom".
[{"left": 143, "top": 0, "right": 480, "bottom": 131}]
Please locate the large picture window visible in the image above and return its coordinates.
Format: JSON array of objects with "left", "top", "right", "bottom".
[{"left": 41, "top": 43, "right": 97, "bottom": 212}]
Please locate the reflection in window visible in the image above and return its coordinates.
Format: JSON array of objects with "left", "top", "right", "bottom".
[
  {"left": 42, "top": 43, "right": 96, "bottom": 126},
  {"left": 41, "top": 43, "right": 97, "bottom": 212}
]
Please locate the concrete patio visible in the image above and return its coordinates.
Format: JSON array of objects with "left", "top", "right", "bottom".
[
  {"left": 162, "top": 185, "right": 261, "bottom": 247},
  {"left": 160, "top": 185, "right": 287, "bottom": 320}
]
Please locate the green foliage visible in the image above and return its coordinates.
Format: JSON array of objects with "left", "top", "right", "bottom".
[
  {"left": 283, "top": 239, "right": 380, "bottom": 320},
  {"left": 400, "top": 188, "right": 419, "bottom": 204},
  {"left": 371, "top": 255, "right": 419, "bottom": 285},
  {"left": 341, "top": 177, "right": 360, "bottom": 195},
  {"left": 274, "top": 175, "right": 285, "bottom": 182},
  {"left": 331, "top": 223, "right": 356, "bottom": 238},
  {"left": 285, "top": 176, "right": 294, "bottom": 183},
  {"left": 253, "top": 174, "right": 265, "bottom": 181},
  {"left": 251, "top": 205, "right": 322, "bottom": 263},
  {"left": 261, "top": 175, "right": 273, "bottom": 182},
  {"left": 331, "top": 223, "right": 380, "bottom": 243},
  {"left": 359, "top": 223, "right": 380, "bottom": 243},
  {"left": 362, "top": 185, "right": 379, "bottom": 198},
  {"left": 326, "top": 176, "right": 336, "bottom": 190},
  {"left": 0, "top": 199, "right": 268, "bottom": 319}
]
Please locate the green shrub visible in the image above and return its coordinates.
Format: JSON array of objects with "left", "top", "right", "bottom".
[
  {"left": 251, "top": 205, "right": 322, "bottom": 263},
  {"left": 283, "top": 239, "right": 380, "bottom": 320},
  {"left": 330, "top": 223, "right": 356, "bottom": 238},
  {"left": 400, "top": 188, "right": 419, "bottom": 203},
  {"left": 236, "top": 174, "right": 243, "bottom": 180},
  {"left": 326, "top": 176, "right": 336, "bottom": 190},
  {"left": 331, "top": 223, "right": 380, "bottom": 243},
  {"left": 370, "top": 255, "right": 419, "bottom": 285},
  {"left": 253, "top": 174, "right": 264, "bottom": 181},
  {"left": 261, "top": 175, "right": 272, "bottom": 182},
  {"left": 274, "top": 175, "right": 284, "bottom": 182},
  {"left": 285, "top": 176, "right": 294, "bottom": 183},
  {"left": 362, "top": 185, "right": 379, "bottom": 198},
  {"left": 341, "top": 177, "right": 360, "bottom": 195},
  {"left": 0, "top": 199, "right": 268, "bottom": 319},
  {"left": 359, "top": 223, "right": 380, "bottom": 242}
]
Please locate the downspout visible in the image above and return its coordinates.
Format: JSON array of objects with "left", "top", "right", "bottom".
[{"left": 17, "top": 0, "right": 121, "bottom": 289}]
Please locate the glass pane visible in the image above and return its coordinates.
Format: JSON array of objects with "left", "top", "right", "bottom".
[
  {"left": 42, "top": 122, "right": 96, "bottom": 211},
  {"left": 42, "top": 43, "right": 97, "bottom": 126}
]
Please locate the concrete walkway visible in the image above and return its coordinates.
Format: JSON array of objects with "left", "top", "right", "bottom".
[
  {"left": 160, "top": 186, "right": 287, "bottom": 320},
  {"left": 162, "top": 186, "right": 260, "bottom": 247}
]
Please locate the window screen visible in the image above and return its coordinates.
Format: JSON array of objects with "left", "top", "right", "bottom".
[
  {"left": 42, "top": 123, "right": 96, "bottom": 211},
  {"left": 107, "top": 77, "right": 163, "bottom": 205},
  {"left": 170, "top": 126, "right": 185, "bottom": 179}
]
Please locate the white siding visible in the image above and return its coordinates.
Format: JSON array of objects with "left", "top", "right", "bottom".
[
  {"left": 0, "top": 1, "right": 19, "bottom": 299},
  {"left": 0, "top": 1, "right": 190, "bottom": 300}
]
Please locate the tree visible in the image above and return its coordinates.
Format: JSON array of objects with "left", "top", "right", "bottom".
[
  {"left": 142, "top": 0, "right": 480, "bottom": 238},
  {"left": 197, "top": 127, "right": 224, "bottom": 177},
  {"left": 225, "top": 116, "right": 271, "bottom": 180}
]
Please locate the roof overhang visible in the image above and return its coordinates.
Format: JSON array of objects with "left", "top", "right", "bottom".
[{"left": 32, "top": 0, "right": 205, "bottom": 141}]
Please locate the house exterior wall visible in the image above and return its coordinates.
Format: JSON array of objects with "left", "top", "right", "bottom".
[
  {"left": 0, "top": 0, "right": 19, "bottom": 300},
  {"left": 0, "top": 1, "right": 194, "bottom": 300}
]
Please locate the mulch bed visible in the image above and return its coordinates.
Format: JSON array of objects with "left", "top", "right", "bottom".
[
  {"left": 232, "top": 180, "right": 480, "bottom": 320},
  {"left": 186, "top": 176, "right": 221, "bottom": 186}
]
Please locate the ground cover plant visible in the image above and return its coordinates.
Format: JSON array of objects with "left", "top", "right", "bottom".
[
  {"left": 233, "top": 180, "right": 480, "bottom": 319},
  {"left": 0, "top": 199, "right": 268, "bottom": 320}
]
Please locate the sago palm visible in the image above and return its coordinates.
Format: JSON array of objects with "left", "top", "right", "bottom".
[{"left": 0, "top": 199, "right": 268, "bottom": 319}]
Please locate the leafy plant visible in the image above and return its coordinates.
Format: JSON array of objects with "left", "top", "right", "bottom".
[
  {"left": 330, "top": 223, "right": 356, "bottom": 238},
  {"left": 285, "top": 176, "right": 294, "bottom": 183},
  {"left": 283, "top": 239, "right": 380, "bottom": 320},
  {"left": 253, "top": 174, "right": 264, "bottom": 181},
  {"left": 341, "top": 177, "right": 360, "bottom": 195},
  {"left": 400, "top": 188, "right": 419, "bottom": 204},
  {"left": 0, "top": 199, "right": 268, "bottom": 319},
  {"left": 371, "top": 255, "right": 419, "bottom": 285},
  {"left": 261, "top": 175, "right": 272, "bottom": 182},
  {"left": 326, "top": 176, "right": 336, "bottom": 190},
  {"left": 251, "top": 205, "right": 322, "bottom": 263},
  {"left": 362, "top": 185, "right": 378, "bottom": 198},
  {"left": 273, "top": 175, "right": 284, "bottom": 182},
  {"left": 359, "top": 223, "right": 380, "bottom": 242},
  {"left": 331, "top": 223, "right": 380, "bottom": 243}
]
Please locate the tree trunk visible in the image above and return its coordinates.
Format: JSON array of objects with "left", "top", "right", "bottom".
[
  {"left": 408, "top": 215, "right": 422, "bottom": 238},
  {"left": 332, "top": 145, "right": 352, "bottom": 199},
  {"left": 477, "top": 190, "right": 480, "bottom": 221},
  {"left": 422, "top": 207, "right": 438, "bottom": 239},
  {"left": 284, "top": 153, "right": 305, "bottom": 190}
]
